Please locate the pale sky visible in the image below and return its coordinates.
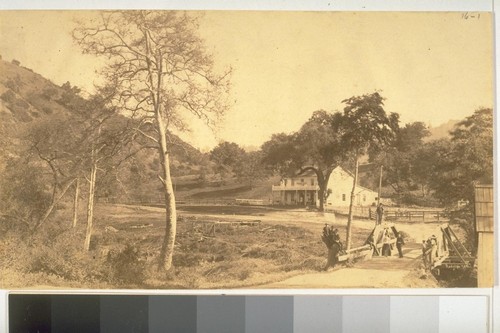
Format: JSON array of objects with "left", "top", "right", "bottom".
[{"left": 0, "top": 11, "right": 493, "bottom": 151}]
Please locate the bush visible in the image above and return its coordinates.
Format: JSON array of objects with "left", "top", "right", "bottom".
[
  {"left": 5, "top": 77, "right": 22, "bottom": 93},
  {"left": 106, "top": 244, "right": 146, "bottom": 285},
  {"left": 11, "top": 59, "right": 20, "bottom": 66},
  {"left": 42, "top": 87, "right": 58, "bottom": 100},
  {"left": 0, "top": 90, "right": 16, "bottom": 104}
]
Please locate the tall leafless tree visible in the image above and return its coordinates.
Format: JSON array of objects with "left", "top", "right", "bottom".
[{"left": 74, "top": 11, "right": 231, "bottom": 270}]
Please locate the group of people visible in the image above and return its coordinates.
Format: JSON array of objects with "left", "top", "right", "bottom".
[
  {"left": 422, "top": 234, "right": 439, "bottom": 267},
  {"left": 323, "top": 223, "right": 407, "bottom": 260},
  {"left": 322, "top": 224, "right": 344, "bottom": 253},
  {"left": 367, "top": 229, "right": 405, "bottom": 258},
  {"left": 380, "top": 230, "right": 405, "bottom": 258}
]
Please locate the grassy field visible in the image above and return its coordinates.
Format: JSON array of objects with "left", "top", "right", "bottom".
[{"left": 0, "top": 203, "right": 372, "bottom": 289}]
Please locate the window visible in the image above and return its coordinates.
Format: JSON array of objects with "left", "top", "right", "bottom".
[
  {"left": 342, "top": 194, "right": 346, "bottom": 201},
  {"left": 363, "top": 194, "right": 366, "bottom": 202},
  {"left": 311, "top": 178, "right": 314, "bottom": 185}
]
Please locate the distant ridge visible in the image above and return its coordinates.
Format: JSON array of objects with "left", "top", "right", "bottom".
[{"left": 425, "top": 119, "right": 458, "bottom": 141}]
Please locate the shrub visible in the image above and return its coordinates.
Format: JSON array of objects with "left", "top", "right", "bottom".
[
  {"left": 0, "top": 90, "right": 16, "bottom": 104},
  {"left": 106, "top": 244, "right": 146, "bottom": 285},
  {"left": 11, "top": 59, "right": 20, "bottom": 66},
  {"left": 42, "top": 87, "right": 58, "bottom": 100},
  {"left": 5, "top": 77, "right": 22, "bottom": 93}
]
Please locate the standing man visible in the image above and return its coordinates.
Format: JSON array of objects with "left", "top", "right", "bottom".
[
  {"left": 396, "top": 232, "right": 405, "bottom": 258},
  {"left": 376, "top": 203, "right": 384, "bottom": 225}
]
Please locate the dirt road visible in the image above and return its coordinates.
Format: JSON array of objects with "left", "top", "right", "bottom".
[{"left": 259, "top": 244, "right": 438, "bottom": 288}]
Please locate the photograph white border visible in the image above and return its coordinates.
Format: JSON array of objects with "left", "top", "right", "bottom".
[{"left": 0, "top": 0, "right": 497, "bottom": 332}]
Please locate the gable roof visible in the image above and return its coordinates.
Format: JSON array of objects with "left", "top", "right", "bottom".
[
  {"left": 295, "top": 168, "right": 317, "bottom": 177},
  {"left": 332, "top": 166, "right": 378, "bottom": 194}
]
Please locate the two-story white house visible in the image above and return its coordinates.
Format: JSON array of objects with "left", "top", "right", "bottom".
[
  {"left": 272, "top": 166, "right": 378, "bottom": 208},
  {"left": 271, "top": 169, "right": 319, "bottom": 206}
]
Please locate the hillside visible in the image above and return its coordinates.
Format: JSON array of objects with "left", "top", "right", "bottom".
[
  {"left": 0, "top": 60, "right": 68, "bottom": 157},
  {"left": 0, "top": 58, "right": 275, "bottom": 202}
]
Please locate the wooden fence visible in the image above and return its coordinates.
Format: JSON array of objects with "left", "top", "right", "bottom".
[
  {"left": 384, "top": 210, "right": 448, "bottom": 223},
  {"left": 328, "top": 206, "right": 448, "bottom": 223}
]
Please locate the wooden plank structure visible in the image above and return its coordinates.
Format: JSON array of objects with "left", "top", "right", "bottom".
[
  {"left": 474, "top": 184, "right": 494, "bottom": 287},
  {"left": 430, "top": 224, "right": 475, "bottom": 270},
  {"left": 337, "top": 244, "right": 372, "bottom": 262},
  {"left": 336, "top": 223, "right": 399, "bottom": 263},
  {"left": 364, "top": 223, "right": 398, "bottom": 256}
]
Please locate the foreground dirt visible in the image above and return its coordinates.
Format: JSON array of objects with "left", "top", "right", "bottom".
[
  {"left": 125, "top": 204, "right": 441, "bottom": 289},
  {"left": 1, "top": 203, "right": 442, "bottom": 289},
  {"left": 260, "top": 244, "right": 438, "bottom": 288}
]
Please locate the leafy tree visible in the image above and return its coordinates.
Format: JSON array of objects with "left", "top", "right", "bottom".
[
  {"left": 431, "top": 108, "right": 493, "bottom": 205},
  {"left": 340, "top": 92, "right": 399, "bottom": 249},
  {"left": 0, "top": 156, "right": 51, "bottom": 233},
  {"left": 59, "top": 81, "right": 82, "bottom": 107},
  {"left": 209, "top": 142, "right": 267, "bottom": 186},
  {"left": 369, "top": 121, "right": 430, "bottom": 196},
  {"left": 234, "top": 150, "right": 269, "bottom": 187},
  {"left": 411, "top": 138, "right": 453, "bottom": 200},
  {"left": 261, "top": 132, "right": 297, "bottom": 176},
  {"left": 209, "top": 141, "right": 246, "bottom": 179},
  {"left": 74, "top": 11, "right": 231, "bottom": 270},
  {"left": 261, "top": 110, "right": 345, "bottom": 211}
]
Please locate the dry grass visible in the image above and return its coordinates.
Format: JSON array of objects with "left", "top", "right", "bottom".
[{"left": 0, "top": 203, "right": 369, "bottom": 289}]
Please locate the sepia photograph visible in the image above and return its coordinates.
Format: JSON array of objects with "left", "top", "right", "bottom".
[{"left": 0, "top": 10, "right": 494, "bottom": 289}]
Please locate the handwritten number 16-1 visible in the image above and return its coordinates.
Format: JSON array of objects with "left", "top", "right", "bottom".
[{"left": 462, "top": 12, "right": 481, "bottom": 20}]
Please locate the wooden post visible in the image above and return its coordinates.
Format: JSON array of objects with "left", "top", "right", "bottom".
[
  {"left": 345, "top": 156, "right": 359, "bottom": 250},
  {"left": 377, "top": 165, "right": 383, "bottom": 206}
]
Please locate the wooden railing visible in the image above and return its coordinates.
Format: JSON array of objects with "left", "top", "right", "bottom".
[
  {"left": 326, "top": 206, "right": 448, "bottom": 223},
  {"left": 384, "top": 210, "right": 448, "bottom": 223}
]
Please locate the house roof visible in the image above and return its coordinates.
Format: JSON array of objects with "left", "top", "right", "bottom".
[{"left": 295, "top": 168, "right": 317, "bottom": 177}]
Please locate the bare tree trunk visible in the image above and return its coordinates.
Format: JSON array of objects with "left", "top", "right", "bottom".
[
  {"left": 346, "top": 156, "right": 359, "bottom": 250},
  {"left": 84, "top": 164, "right": 97, "bottom": 251},
  {"left": 72, "top": 178, "right": 80, "bottom": 228},
  {"left": 157, "top": 116, "right": 177, "bottom": 271}
]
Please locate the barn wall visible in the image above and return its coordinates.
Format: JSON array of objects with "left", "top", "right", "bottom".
[{"left": 474, "top": 185, "right": 494, "bottom": 288}]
